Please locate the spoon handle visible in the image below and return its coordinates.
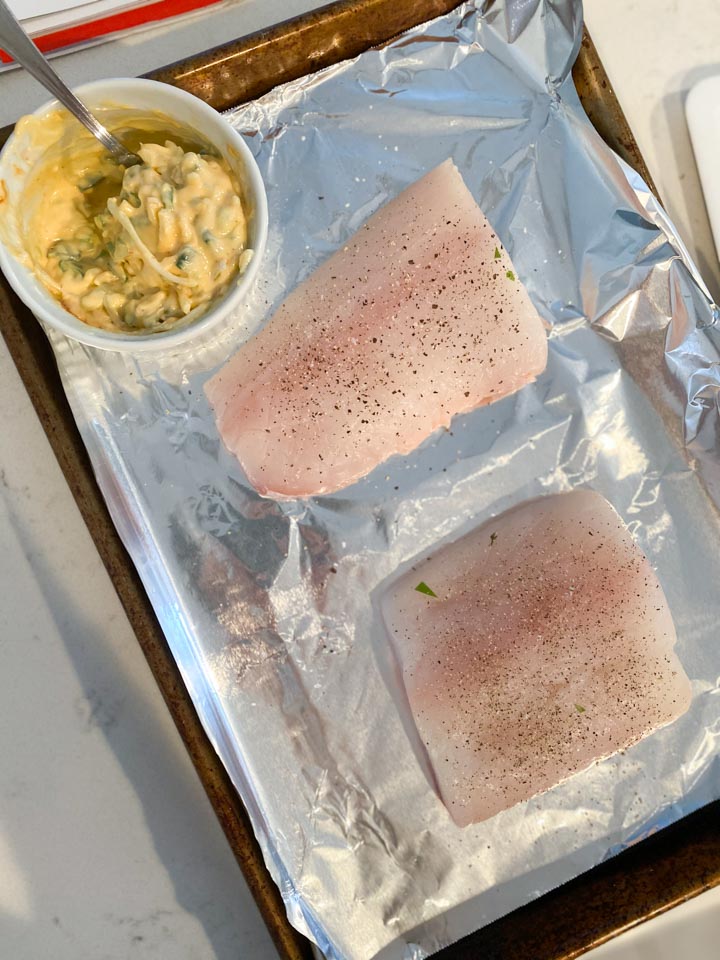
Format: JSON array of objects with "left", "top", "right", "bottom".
[{"left": 0, "top": 0, "right": 140, "bottom": 166}]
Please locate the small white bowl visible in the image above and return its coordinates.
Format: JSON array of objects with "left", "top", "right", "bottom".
[{"left": 0, "top": 78, "right": 268, "bottom": 353}]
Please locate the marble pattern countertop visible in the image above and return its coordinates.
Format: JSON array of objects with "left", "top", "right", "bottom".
[{"left": 0, "top": 1, "right": 718, "bottom": 958}]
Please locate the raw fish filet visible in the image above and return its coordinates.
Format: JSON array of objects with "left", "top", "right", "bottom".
[
  {"left": 381, "top": 490, "right": 691, "bottom": 827},
  {"left": 205, "top": 159, "right": 547, "bottom": 498}
]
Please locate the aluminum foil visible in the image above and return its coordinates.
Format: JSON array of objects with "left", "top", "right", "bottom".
[{"left": 45, "top": 2, "right": 720, "bottom": 957}]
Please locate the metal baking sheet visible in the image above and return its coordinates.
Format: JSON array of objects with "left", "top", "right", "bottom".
[{"left": 1, "top": 1, "right": 717, "bottom": 955}]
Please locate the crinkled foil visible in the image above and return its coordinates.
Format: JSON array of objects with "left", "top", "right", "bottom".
[{"left": 45, "top": 2, "right": 720, "bottom": 958}]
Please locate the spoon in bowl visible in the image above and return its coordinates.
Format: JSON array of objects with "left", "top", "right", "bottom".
[{"left": 0, "top": 0, "right": 141, "bottom": 167}]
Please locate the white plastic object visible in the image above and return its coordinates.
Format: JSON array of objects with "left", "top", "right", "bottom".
[{"left": 686, "top": 75, "right": 720, "bottom": 268}]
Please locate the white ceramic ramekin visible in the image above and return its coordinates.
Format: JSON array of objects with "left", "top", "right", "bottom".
[{"left": 0, "top": 78, "right": 268, "bottom": 353}]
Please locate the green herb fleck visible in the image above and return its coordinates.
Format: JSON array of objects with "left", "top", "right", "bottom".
[
  {"left": 48, "top": 240, "right": 81, "bottom": 260},
  {"left": 415, "top": 581, "right": 438, "bottom": 598},
  {"left": 175, "top": 247, "right": 195, "bottom": 269},
  {"left": 109, "top": 261, "right": 127, "bottom": 283},
  {"left": 58, "top": 259, "right": 83, "bottom": 276},
  {"left": 575, "top": 703, "right": 586, "bottom": 714},
  {"left": 490, "top": 532, "right": 498, "bottom": 546},
  {"left": 201, "top": 228, "right": 215, "bottom": 245},
  {"left": 494, "top": 246, "right": 501, "bottom": 260},
  {"left": 506, "top": 270, "right": 515, "bottom": 281},
  {"left": 120, "top": 190, "right": 142, "bottom": 209},
  {"left": 161, "top": 183, "right": 175, "bottom": 209},
  {"left": 78, "top": 173, "right": 105, "bottom": 193}
]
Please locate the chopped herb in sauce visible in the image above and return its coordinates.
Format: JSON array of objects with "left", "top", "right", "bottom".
[
  {"left": 121, "top": 190, "right": 142, "bottom": 209},
  {"left": 78, "top": 173, "right": 106, "bottom": 193},
  {"left": 494, "top": 246, "right": 501, "bottom": 259},
  {"left": 575, "top": 704, "right": 586, "bottom": 714},
  {"left": 160, "top": 182, "right": 175, "bottom": 208},
  {"left": 175, "top": 247, "right": 194, "bottom": 269},
  {"left": 506, "top": 270, "right": 515, "bottom": 281}
]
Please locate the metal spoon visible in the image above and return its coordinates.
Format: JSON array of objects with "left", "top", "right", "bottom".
[{"left": 0, "top": 0, "right": 141, "bottom": 167}]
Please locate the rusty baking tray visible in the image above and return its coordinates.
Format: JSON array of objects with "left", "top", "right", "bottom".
[{"left": 0, "top": 2, "right": 717, "bottom": 958}]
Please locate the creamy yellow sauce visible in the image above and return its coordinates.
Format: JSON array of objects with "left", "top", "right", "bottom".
[{"left": 18, "top": 115, "right": 251, "bottom": 334}]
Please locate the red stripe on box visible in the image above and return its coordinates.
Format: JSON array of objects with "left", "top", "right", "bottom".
[{"left": 0, "top": 0, "right": 222, "bottom": 64}]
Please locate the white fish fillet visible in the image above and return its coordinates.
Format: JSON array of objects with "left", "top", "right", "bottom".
[
  {"left": 205, "top": 159, "right": 547, "bottom": 498},
  {"left": 381, "top": 490, "right": 692, "bottom": 827}
]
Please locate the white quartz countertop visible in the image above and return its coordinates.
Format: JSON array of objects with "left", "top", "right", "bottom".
[{"left": 1, "top": 2, "right": 718, "bottom": 958}]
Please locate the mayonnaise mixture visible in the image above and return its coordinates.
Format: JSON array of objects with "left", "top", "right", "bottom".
[{"left": 24, "top": 135, "right": 251, "bottom": 333}]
